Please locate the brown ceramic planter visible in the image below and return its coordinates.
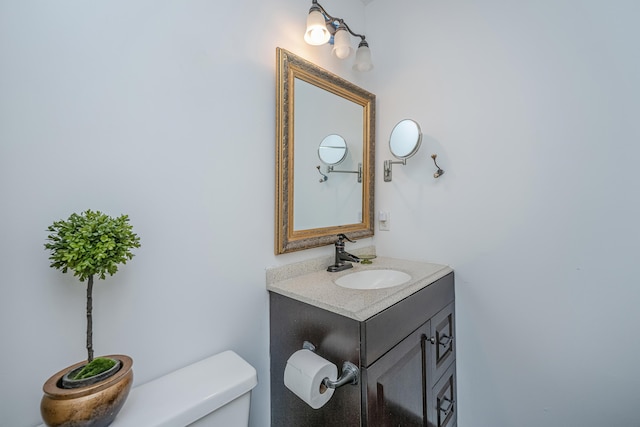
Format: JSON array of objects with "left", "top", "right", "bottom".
[{"left": 41, "top": 355, "right": 133, "bottom": 427}]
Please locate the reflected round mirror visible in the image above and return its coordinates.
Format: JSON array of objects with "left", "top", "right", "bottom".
[
  {"left": 318, "top": 134, "right": 348, "bottom": 165},
  {"left": 389, "top": 119, "right": 422, "bottom": 159}
]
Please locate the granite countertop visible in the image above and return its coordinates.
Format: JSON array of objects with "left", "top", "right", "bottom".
[{"left": 266, "top": 250, "right": 453, "bottom": 321}]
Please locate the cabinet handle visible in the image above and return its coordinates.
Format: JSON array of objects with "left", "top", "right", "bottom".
[
  {"left": 439, "top": 397, "right": 455, "bottom": 416},
  {"left": 439, "top": 334, "right": 453, "bottom": 347},
  {"left": 429, "top": 334, "right": 454, "bottom": 347}
]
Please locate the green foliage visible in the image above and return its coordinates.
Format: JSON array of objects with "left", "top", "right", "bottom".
[
  {"left": 44, "top": 210, "right": 141, "bottom": 282},
  {"left": 73, "top": 357, "right": 117, "bottom": 380}
]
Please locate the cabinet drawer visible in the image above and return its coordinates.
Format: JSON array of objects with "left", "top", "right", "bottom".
[
  {"left": 363, "top": 273, "right": 454, "bottom": 367},
  {"left": 429, "top": 363, "right": 456, "bottom": 427},
  {"left": 429, "top": 302, "right": 456, "bottom": 385}
]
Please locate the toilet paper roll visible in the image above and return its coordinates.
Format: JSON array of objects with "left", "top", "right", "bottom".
[{"left": 284, "top": 349, "right": 338, "bottom": 409}]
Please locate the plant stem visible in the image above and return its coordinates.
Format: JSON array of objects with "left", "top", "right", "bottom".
[{"left": 86, "top": 274, "right": 94, "bottom": 363}]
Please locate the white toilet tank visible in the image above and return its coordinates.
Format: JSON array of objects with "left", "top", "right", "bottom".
[{"left": 112, "top": 350, "right": 258, "bottom": 427}]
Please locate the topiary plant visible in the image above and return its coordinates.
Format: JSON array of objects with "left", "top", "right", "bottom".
[{"left": 44, "top": 210, "right": 140, "bottom": 378}]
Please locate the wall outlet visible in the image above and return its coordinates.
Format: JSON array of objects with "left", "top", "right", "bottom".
[{"left": 379, "top": 211, "right": 390, "bottom": 231}]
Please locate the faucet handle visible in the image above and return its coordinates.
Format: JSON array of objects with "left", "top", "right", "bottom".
[{"left": 337, "top": 233, "right": 355, "bottom": 243}]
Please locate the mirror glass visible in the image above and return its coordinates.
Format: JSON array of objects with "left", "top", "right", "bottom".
[
  {"left": 390, "top": 119, "right": 422, "bottom": 159},
  {"left": 276, "top": 48, "right": 376, "bottom": 254},
  {"left": 318, "top": 135, "right": 348, "bottom": 165}
]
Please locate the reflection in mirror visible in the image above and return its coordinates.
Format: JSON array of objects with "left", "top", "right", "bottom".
[
  {"left": 384, "top": 119, "right": 423, "bottom": 182},
  {"left": 293, "top": 78, "right": 362, "bottom": 230},
  {"left": 318, "top": 135, "right": 348, "bottom": 165},
  {"left": 275, "top": 48, "right": 376, "bottom": 254},
  {"left": 317, "top": 135, "right": 363, "bottom": 185}
]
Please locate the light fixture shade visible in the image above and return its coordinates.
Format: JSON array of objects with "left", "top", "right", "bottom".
[
  {"left": 352, "top": 41, "right": 373, "bottom": 71},
  {"left": 304, "top": 8, "right": 330, "bottom": 46},
  {"left": 332, "top": 27, "right": 352, "bottom": 59}
]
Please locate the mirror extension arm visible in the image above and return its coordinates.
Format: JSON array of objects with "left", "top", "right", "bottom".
[
  {"left": 383, "top": 159, "right": 406, "bottom": 182},
  {"left": 327, "top": 162, "right": 362, "bottom": 183}
]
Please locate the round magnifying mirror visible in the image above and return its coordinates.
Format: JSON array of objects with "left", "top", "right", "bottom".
[
  {"left": 318, "top": 134, "right": 348, "bottom": 165},
  {"left": 389, "top": 119, "right": 422, "bottom": 159}
]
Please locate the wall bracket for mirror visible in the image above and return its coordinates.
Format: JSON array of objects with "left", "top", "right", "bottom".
[
  {"left": 316, "top": 163, "right": 362, "bottom": 183},
  {"left": 383, "top": 159, "right": 406, "bottom": 182},
  {"left": 431, "top": 154, "right": 445, "bottom": 178},
  {"left": 383, "top": 119, "right": 423, "bottom": 182}
]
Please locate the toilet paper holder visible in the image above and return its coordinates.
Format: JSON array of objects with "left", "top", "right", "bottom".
[{"left": 303, "top": 341, "right": 359, "bottom": 389}]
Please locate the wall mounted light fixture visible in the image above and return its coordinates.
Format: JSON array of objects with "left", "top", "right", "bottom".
[{"left": 304, "top": 0, "right": 373, "bottom": 71}]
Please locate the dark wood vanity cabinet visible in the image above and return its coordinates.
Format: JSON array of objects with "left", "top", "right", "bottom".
[{"left": 270, "top": 272, "right": 456, "bottom": 427}]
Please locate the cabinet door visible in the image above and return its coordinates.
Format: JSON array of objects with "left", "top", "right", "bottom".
[
  {"left": 363, "top": 322, "right": 430, "bottom": 427},
  {"left": 429, "top": 302, "right": 455, "bottom": 385}
]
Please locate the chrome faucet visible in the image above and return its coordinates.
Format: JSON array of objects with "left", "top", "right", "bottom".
[{"left": 327, "top": 234, "right": 361, "bottom": 272}]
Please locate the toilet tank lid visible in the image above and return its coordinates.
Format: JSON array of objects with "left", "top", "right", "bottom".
[{"left": 112, "top": 350, "right": 257, "bottom": 427}]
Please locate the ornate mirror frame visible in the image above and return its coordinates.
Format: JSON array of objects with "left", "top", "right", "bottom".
[{"left": 275, "top": 48, "right": 376, "bottom": 254}]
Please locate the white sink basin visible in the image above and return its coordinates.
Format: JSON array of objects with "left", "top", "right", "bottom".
[{"left": 334, "top": 269, "right": 412, "bottom": 290}]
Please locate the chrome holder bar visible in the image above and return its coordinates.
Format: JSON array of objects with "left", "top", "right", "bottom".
[
  {"left": 323, "top": 362, "right": 360, "bottom": 389},
  {"left": 300, "top": 341, "right": 360, "bottom": 389}
]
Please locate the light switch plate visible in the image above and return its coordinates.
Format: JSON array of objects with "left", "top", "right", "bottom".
[{"left": 379, "top": 211, "right": 390, "bottom": 231}]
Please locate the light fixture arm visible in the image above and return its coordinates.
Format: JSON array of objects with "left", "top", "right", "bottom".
[
  {"left": 305, "top": 0, "right": 373, "bottom": 70},
  {"left": 311, "top": 0, "right": 366, "bottom": 42}
]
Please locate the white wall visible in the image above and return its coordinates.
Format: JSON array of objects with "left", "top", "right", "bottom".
[
  {"left": 0, "top": 1, "right": 370, "bottom": 426},
  {"left": 367, "top": 0, "right": 640, "bottom": 426},
  {"left": 5, "top": 1, "right": 638, "bottom": 426}
]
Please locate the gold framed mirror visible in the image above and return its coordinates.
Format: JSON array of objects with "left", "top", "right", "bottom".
[{"left": 275, "top": 48, "right": 375, "bottom": 254}]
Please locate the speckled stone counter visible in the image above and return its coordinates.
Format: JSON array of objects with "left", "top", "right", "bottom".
[{"left": 266, "top": 249, "right": 453, "bottom": 321}]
